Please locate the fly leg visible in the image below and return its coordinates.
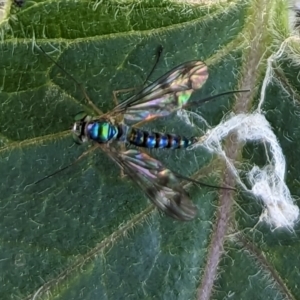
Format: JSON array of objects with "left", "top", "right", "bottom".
[
  {"left": 112, "top": 88, "right": 138, "bottom": 106},
  {"left": 112, "top": 45, "right": 163, "bottom": 106},
  {"left": 111, "top": 46, "right": 163, "bottom": 178},
  {"left": 34, "top": 145, "right": 98, "bottom": 184}
]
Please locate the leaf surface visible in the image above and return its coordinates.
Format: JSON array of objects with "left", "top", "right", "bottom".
[{"left": 0, "top": 0, "right": 299, "bottom": 299}]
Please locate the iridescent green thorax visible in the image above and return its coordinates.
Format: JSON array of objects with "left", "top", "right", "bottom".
[{"left": 87, "top": 121, "right": 119, "bottom": 143}]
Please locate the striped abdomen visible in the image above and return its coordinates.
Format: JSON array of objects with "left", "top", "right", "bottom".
[{"left": 128, "top": 128, "right": 196, "bottom": 149}]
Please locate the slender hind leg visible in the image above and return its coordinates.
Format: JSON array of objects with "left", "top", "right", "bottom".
[
  {"left": 112, "top": 45, "right": 163, "bottom": 106},
  {"left": 34, "top": 145, "right": 98, "bottom": 184}
]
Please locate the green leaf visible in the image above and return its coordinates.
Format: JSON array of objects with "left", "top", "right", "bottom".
[{"left": 0, "top": 0, "right": 299, "bottom": 299}]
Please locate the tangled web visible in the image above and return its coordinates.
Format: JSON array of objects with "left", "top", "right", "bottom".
[
  {"left": 190, "top": 113, "right": 299, "bottom": 230},
  {"left": 185, "top": 38, "right": 300, "bottom": 230}
]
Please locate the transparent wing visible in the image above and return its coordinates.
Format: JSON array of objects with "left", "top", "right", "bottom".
[
  {"left": 101, "top": 146, "right": 197, "bottom": 221},
  {"left": 107, "top": 61, "right": 208, "bottom": 124}
]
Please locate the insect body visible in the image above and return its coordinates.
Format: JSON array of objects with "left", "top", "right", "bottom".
[
  {"left": 73, "top": 60, "right": 207, "bottom": 148},
  {"left": 73, "top": 115, "right": 196, "bottom": 149},
  {"left": 37, "top": 48, "right": 247, "bottom": 221},
  {"left": 128, "top": 127, "right": 196, "bottom": 149},
  {"left": 66, "top": 61, "right": 212, "bottom": 221}
]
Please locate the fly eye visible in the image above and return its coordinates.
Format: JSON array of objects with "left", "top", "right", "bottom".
[
  {"left": 72, "top": 113, "right": 91, "bottom": 145},
  {"left": 72, "top": 122, "right": 83, "bottom": 142}
]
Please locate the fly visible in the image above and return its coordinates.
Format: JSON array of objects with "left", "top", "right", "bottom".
[{"left": 35, "top": 45, "right": 249, "bottom": 221}]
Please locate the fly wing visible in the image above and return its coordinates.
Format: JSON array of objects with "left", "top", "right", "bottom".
[
  {"left": 109, "top": 61, "right": 208, "bottom": 124},
  {"left": 102, "top": 146, "right": 197, "bottom": 221}
]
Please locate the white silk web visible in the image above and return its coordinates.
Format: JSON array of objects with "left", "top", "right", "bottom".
[
  {"left": 188, "top": 113, "right": 299, "bottom": 230},
  {"left": 180, "top": 39, "right": 300, "bottom": 230}
]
